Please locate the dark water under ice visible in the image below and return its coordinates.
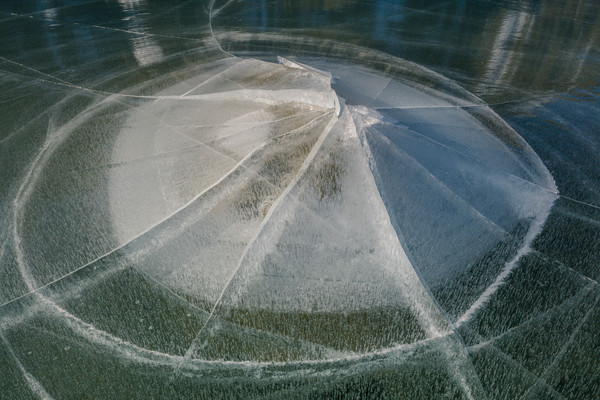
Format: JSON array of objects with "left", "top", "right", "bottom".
[{"left": 1, "top": 1, "right": 599, "bottom": 399}]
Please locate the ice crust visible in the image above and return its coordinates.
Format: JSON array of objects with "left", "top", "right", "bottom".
[{"left": 2, "top": 53, "right": 557, "bottom": 399}]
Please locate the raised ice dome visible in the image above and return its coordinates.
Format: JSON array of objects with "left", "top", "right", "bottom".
[{"left": 3, "top": 52, "right": 557, "bottom": 400}]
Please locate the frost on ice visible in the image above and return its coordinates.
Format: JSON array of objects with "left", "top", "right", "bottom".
[{"left": 1, "top": 53, "right": 557, "bottom": 398}]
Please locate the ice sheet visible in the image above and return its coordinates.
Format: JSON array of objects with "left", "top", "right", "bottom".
[{"left": 1, "top": 34, "right": 560, "bottom": 400}]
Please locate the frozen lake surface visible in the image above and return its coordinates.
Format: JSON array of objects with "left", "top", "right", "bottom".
[{"left": 1, "top": 1, "right": 599, "bottom": 399}]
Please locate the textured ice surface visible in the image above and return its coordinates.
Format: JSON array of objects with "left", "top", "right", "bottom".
[
  {"left": 3, "top": 0, "right": 600, "bottom": 398},
  {"left": 0, "top": 51, "right": 558, "bottom": 398},
  {"left": 2, "top": 8, "right": 576, "bottom": 395}
]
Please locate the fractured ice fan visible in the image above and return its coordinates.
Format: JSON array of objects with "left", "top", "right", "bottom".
[{"left": 5, "top": 53, "right": 557, "bottom": 394}]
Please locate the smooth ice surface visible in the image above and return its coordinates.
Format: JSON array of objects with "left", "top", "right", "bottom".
[{"left": 1, "top": 0, "right": 599, "bottom": 399}]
